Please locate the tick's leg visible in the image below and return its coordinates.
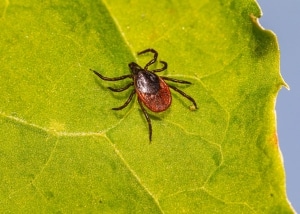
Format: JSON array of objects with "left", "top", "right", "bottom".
[
  {"left": 161, "top": 76, "right": 191, "bottom": 84},
  {"left": 112, "top": 90, "right": 136, "bottom": 110},
  {"left": 138, "top": 97, "right": 152, "bottom": 142},
  {"left": 90, "top": 69, "right": 132, "bottom": 81},
  {"left": 152, "top": 61, "right": 168, "bottom": 73},
  {"left": 108, "top": 82, "right": 134, "bottom": 92},
  {"left": 138, "top": 48, "right": 158, "bottom": 70},
  {"left": 168, "top": 85, "right": 198, "bottom": 109}
]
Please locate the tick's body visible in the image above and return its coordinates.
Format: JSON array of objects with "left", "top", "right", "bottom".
[
  {"left": 130, "top": 62, "right": 171, "bottom": 112},
  {"left": 91, "top": 48, "right": 197, "bottom": 141}
]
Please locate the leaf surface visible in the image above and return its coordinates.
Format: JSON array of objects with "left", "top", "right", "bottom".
[{"left": 0, "top": 0, "right": 294, "bottom": 213}]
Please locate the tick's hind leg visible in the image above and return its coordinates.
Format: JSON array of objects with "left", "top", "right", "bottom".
[
  {"left": 90, "top": 69, "right": 132, "bottom": 81},
  {"left": 168, "top": 85, "right": 198, "bottom": 109},
  {"left": 112, "top": 90, "right": 136, "bottom": 110},
  {"left": 138, "top": 97, "right": 152, "bottom": 142}
]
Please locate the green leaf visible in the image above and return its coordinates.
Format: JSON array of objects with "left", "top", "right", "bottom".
[{"left": 0, "top": 0, "right": 294, "bottom": 213}]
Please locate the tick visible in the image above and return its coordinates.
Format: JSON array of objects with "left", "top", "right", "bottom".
[{"left": 90, "top": 48, "right": 197, "bottom": 142}]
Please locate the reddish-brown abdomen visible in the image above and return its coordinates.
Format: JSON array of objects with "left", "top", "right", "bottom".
[{"left": 137, "top": 78, "right": 171, "bottom": 112}]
